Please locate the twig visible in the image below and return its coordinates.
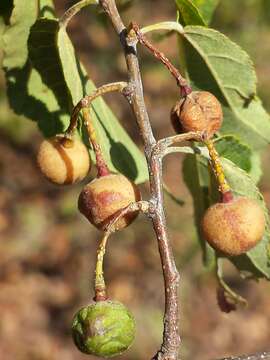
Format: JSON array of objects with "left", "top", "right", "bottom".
[
  {"left": 99, "top": 1, "right": 182, "bottom": 358},
  {"left": 104, "top": 200, "right": 150, "bottom": 231},
  {"left": 66, "top": 81, "right": 128, "bottom": 135},
  {"left": 94, "top": 200, "right": 149, "bottom": 301},
  {"left": 218, "top": 352, "right": 270, "bottom": 360},
  {"left": 129, "top": 22, "right": 192, "bottom": 97},
  {"left": 153, "top": 131, "right": 204, "bottom": 157},
  {"left": 82, "top": 108, "right": 110, "bottom": 177}
]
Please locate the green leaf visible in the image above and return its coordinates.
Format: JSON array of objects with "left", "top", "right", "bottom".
[
  {"left": 175, "top": 0, "right": 219, "bottom": 26},
  {"left": 28, "top": 18, "right": 148, "bottom": 183},
  {"left": 6, "top": 64, "right": 68, "bottom": 135},
  {"left": 214, "top": 135, "right": 263, "bottom": 183},
  {"left": 183, "top": 154, "right": 215, "bottom": 267},
  {"left": 0, "top": 18, "right": 5, "bottom": 51},
  {"left": 2, "top": 0, "right": 65, "bottom": 131},
  {"left": 0, "top": 1, "right": 13, "bottom": 50},
  {"left": 191, "top": 0, "right": 219, "bottom": 24},
  {"left": 2, "top": 0, "right": 38, "bottom": 69},
  {"left": 183, "top": 26, "right": 270, "bottom": 150},
  {"left": 249, "top": 151, "right": 262, "bottom": 184},
  {"left": 39, "top": 0, "right": 56, "bottom": 19},
  {"left": 3, "top": 0, "right": 68, "bottom": 136},
  {"left": 214, "top": 135, "right": 252, "bottom": 173},
  {"left": 175, "top": 0, "right": 205, "bottom": 26}
]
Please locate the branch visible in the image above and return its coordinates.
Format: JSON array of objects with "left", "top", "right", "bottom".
[
  {"left": 130, "top": 22, "right": 191, "bottom": 96},
  {"left": 66, "top": 81, "right": 128, "bottom": 135},
  {"left": 104, "top": 200, "right": 150, "bottom": 231},
  {"left": 218, "top": 352, "right": 270, "bottom": 360},
  {"left": 153, "top": 131, "right": 204, "bottom": 157},
  {"left": 99, "top": 1, "right": 182, "bottom": 359},
  {"left": 94, "top": 200, "right": 149, "bottom": 301}
]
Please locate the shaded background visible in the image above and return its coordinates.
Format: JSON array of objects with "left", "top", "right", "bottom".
[{"left": 1, "top": 1, "right": 270, "bottom": 359}]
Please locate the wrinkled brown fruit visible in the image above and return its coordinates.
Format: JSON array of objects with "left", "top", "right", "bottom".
[
  {"left": 171, "top": 91, "right": 223, "bottom": 139},
  {"left": 78, "top": 174, "right": 141, "bottom": 231},
  {"left": 37, "top": 136, "right": 90, "bottom": 185},
  {"left": 201, "top": 197, "right": 265, "bottom": 256}
]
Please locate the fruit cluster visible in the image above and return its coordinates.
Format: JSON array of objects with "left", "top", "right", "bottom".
[
  {"left": 37, "top": 107, "right": 140, "bottom": 357},
  {"left": 36, "top": 72, "right": 265, "bottom": 357}
]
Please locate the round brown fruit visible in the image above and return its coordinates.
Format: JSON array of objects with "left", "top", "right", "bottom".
[
  {"left": 78, "top": 173, "right": 141, "bottom": 231},
  {"left": 37, "top": 136, "right": 90, "bottom": 185},
  {"left": 171, "top": 91, "right": 223, "bottom": 139},
  {"left": 201, "top": 197, "right": 265, "bottom": 256}
]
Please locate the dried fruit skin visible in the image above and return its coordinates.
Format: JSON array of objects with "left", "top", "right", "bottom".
[
  {"left": 37, "top": 136, "right": 90, "bottom": 185},
  {"left": 72, "top": 300, "right": 136, "bottom": 357},
  {"left": 202, "top": 197, "right": 265, "bottom": 256},
  {"left": 78, "top": 174, "right": 141, "bottom": 230},
  {"left": 171, "top": 91, "right": 223, "bottom": 139}
]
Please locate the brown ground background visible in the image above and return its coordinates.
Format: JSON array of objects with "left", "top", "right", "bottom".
[{"left": 1, "top": 1, "right": 270, "bottom": 359}]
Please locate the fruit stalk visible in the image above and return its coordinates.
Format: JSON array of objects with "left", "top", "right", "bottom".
[
  {"left": 93, "top": 200, "right": 149, "bottom": 300},
  {"left": 82, "top": 108, "right": 110, "bottom": 177},
  {"left": 205, "top": 139, "right": 233, "bottom": 203},
  {"left": 130, "top": 22, "right": 192, "bottom": 96},
  {"left": 94, "top": 232, "right": 109, "bottom": 301},
  {"left": 66, "top": 82, "right": 128, "bottom": 135}
]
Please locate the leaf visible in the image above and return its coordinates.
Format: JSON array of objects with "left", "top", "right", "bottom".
[
  {"left": 175, "top": 0, "right": 219, "bottom": 26},
  {"left": 39, "top": 0, "right": 56, "bottom": 19},
  {"left": 175, "top": 0, "right": 205, "bottom": 26},
  {"left": 6, "top": 63, "right": 68, "bottom": 135},
  {"left": 3, "top": 0, "right": 68, "bottom": 136},
  {"left": 214, "top": 135, "right": 263, "bottom": 183},
  {"left": 183, "top": 154, "right": 215, "bottom": 267},
  {"left": 214, "top": 135, "right": 252, "bottom": 173},
  {"left": 183, "top": 26, "right": 270, "bottom": 150},
  {"left": 28, "top": 18, "right": 148, "bottom": 183},
  {"left": 249, "top": 151, "right": 262, "bottom": 184},
  {"left": 2, "top": 0, "right": 38, "bottom": 69},
  {"left": 191, "top": 0, "right": 219, "bottom": 24},
  {"left": 0, "top": 18, "right": 5, "bottom": 51},
  {"left": 0, "top": 1, "right": 13, "bottom": 50}
]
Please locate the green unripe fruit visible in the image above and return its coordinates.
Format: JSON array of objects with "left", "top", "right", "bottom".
[
  {"left": 201, "top": 197, "right": 265, "bottom": 256},
  {"left": 171, "top": 91, "right": 223, "bottom": 139},
  {"left": 78, "top": 173, "right": 141, "bottom": 231},
  {"left": 37, "top": 136, "right": 90, "bottom": 185},
  {"left": 72, "top": 300, "right": 136, "bottom": 357}
]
